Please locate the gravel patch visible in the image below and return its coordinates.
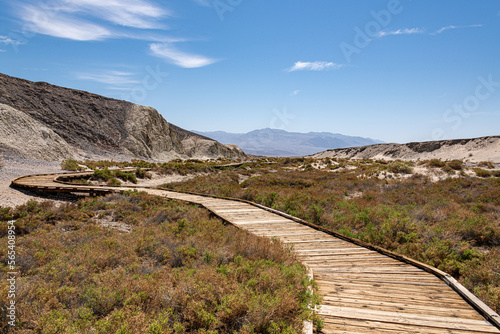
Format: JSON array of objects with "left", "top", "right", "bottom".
[{"left": 0, "top": 153, "right": 70, "bottom": 208}]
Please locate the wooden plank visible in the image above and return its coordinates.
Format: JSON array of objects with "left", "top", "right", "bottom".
[
  {"left": 283, "top": 239, "right": 341, "bottom": 244},
  {"left": 310, "top": 266, "right": 426, "bottom": 273},
  {"left": 317, "top": 305, "right": 500, "bottom": 332},
  {"left": 231, "top": 219, "right": 293, "bottom": 225},
  {"left": 320, "top": 287, "right": 471, "bottom": 305},
  {"left": 253, "top": 231, "right": 326, "bottom": 237},
  {"left": 322, "top": 295, "right": 476, "bottom": 311},
  {"left": 321, "top": 317, "right": 497, "bottom": 334},
  {"left": 321, "top": 296, "right": 483, "bottom": 319}
]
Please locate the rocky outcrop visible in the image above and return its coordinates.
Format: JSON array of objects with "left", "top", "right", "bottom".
[
  {"left": 170, "top": 124, "right": 245, "bottom": 160},
  {"left": 312, "top": 136, "right": 500, "bottom": 162},
  {"left": 0, "top": 73, "right": 246, "bottom": 161},
  {"left": 0, "top": 103, "right": 75, "bottom": 161},
  {"left": 122, "top": 104, "right": 185, "bottom": 160}
]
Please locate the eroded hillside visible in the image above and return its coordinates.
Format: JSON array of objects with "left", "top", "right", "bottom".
[
  {"left": 313, "top": 136, "right": 500, "bottom": 163},
  {"left": 0, "top": 73, "right": 245, "bottom": 161}
]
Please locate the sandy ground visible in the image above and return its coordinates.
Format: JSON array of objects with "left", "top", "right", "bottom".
[
  {"left": 0, "top": 155, "right": 201, "bottom": 208},
  {"left": 0, "top": 154, "right": 68, "bottom": 208}
]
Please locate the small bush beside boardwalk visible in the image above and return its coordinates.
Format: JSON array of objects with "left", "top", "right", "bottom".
[{"left": 0, "top": 192, "right": 321, "bottom": 333}]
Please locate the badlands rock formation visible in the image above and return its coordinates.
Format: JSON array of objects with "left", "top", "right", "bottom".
[
  {"left": 0, "top": 73, "right": 245, "bottom": 161},
  {"left": 312, "top": 136, "right": 500, "bottom": 162}
]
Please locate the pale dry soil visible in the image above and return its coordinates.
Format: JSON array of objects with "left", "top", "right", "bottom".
[
  {"left": 0, "top": 154, "right": 66, "bottom": 208},
  {"left": 0, "top": 155, "right": 201, "bottom": 208}
]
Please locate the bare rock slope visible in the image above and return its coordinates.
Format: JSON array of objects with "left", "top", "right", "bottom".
[
  {"left": 0, "top": 103, "right": 75, "bottom": 161},
  {"left": 0, "top": 73, "right": 245, "bottom": 161},
  {"left": 312, "top": 136, "right": 500, "bottom": 162}
]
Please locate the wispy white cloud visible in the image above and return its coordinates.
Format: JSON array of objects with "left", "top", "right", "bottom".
[
  {"left": 18, "top": 0, "right": 169, "bottom": 41},
  {"left": 0, "top": 49, "right": 6, "bottom": 52},
  {"left": 287, "top": 61, "right": 344, "bottom": 72},
  {"left": 150, "top": 43, "right": 218, "bottom": 68},
  {"left": 377, "top": 28, "right": 424, "bottom": 38},
  {"left": 21, "top": 5, "right": 113, "bottom": 41},
  {"left": 16, "top": 0, "right": 215, "bottom": 69},
  {"left": 377, "top": 24, "right": 483, "bottom": 38},
  {"left": 63, "top": 0, "right": 169, "bottom": 29},
  {"left": 432, "top": 24, "right": 483, "bottom": 35},
  {"left": 76, "top": 70, "right": 141, "bottom": 85},
  {"left": 0, "top": 35, "right": 25, "bottom": 45},
  {"left": 290, "top": 90, "right": 301, "bottom": 96}
]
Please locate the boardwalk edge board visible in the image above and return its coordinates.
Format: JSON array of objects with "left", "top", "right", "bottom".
[{"left": 10, "top": 170, "right": 500, "bottom": 331}]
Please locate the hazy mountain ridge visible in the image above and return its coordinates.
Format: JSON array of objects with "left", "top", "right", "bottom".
[
  {"left": 312, "top": 136, "right": 500, "bottom": 162},
  {"left": 0, "top": 73, "right": 245, "bottom": 161},
  {"left": 195, "top": 128, "right": 382, "bottom": 157}
]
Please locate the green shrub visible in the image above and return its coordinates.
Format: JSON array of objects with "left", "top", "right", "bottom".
[
  {"left": 447, "top": 160, "right": 463, "bottom": 170},
  {"left": 475, "top": 168, "right": 492, "bottom": 178},
  {"left": 61, "top": 158, "right": 84, "bottom": 171},
  {"left": 387, "top": 161, "right": 413, "bottom": 174},
  {"left": 478, "top": 161, "right": 495, "bottom": 169},
  {"left": 427, "top": 159, "right": 446, "bottom": 168},
  {"left": 107, "top": 177, "right": 122, "bottom": 186}
]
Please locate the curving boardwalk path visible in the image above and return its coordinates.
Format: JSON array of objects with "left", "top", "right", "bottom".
[{"left": 11, "top": 171, "right": 500, "bottom": 334}]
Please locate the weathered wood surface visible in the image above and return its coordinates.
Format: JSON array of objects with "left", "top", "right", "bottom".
[{"left": 11, "top": 172, "right": 500, "bottom": 333}]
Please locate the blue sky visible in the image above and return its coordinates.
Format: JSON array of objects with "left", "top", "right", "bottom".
[{"left": 0, "top": 0, "right": 499, "bottom": 143}]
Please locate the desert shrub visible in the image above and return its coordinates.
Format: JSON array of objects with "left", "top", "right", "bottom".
[
  {"left": 447, "top": 160, "right": 463, "bottom": 170},
  {"left": 0, "top": 192, "right": 320, "bottom": 332},
  {"left": 93, "top": 168, "right": 137, "bottom": 184},
  {"left": 135, "top": 167, "right": 151, "bottom": 179},
  {"left": 427, "top": 159, "right": 446, "bottom": 168},
  {"left": 61, "top": 158, "right": 84, "bottom": 171},
  {"left": 387, "top": 161, "right": 413, "bottom": 174},
  {"left": 478, "top": 161, "right": 495, "bottom": 169},
  {"left": 114, "top": 170, "right": 137, "bottom": 184},
  {"left": 474, "top": 168, "right": 492, "bottom": 178},
  {"left": 107, "top": 177, "right": 122, "bottom": 186}
]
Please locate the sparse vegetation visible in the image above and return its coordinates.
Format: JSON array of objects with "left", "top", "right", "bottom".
[
  {"left": 60, "top": 158, "right": 85, "bottom": 171},
  {"left": 387, "top": 161, "right": 413, "bottom": 174},
  {"left": 474, "top": 168, "right": 493, "bottom": 178},
  {"left": 447, "top": 159, "right": 464, "bottom": 170},
  {"left": 0, "top": 192, "right": 320, "bottom": 332},
  {"left": 427, "top": 159, "right": 446, "bottom": 168},
  {"left": 92, "top": 168, "right": 138, "bottom": 184},
  {"left": 478, "top": 161, "right": 495, "bottom": 169}
]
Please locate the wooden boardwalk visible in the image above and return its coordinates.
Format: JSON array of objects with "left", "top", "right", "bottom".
[{"left": 11, "top": 171, "right": 500, "bottom": 333}]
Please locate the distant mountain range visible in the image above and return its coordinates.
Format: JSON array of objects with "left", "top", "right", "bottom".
[{"left": 194, "top": 129, "right": 383, "bottom": 157}]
